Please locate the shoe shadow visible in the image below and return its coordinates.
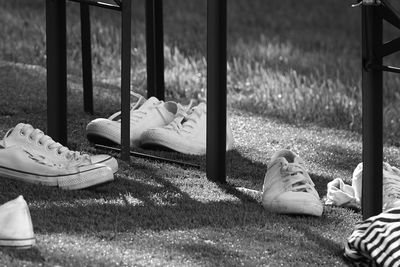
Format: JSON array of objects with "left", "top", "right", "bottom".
[{"left": 0, "top": 246, "right": 45, "bottom": 264}]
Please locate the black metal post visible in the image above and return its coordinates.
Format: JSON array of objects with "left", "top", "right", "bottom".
[
  {"left": 145, "top": 0, "right": 165, "bottom": 100},
  {"left": 80, "top": 3, "right": 94, "bottom": 114},
  {"left": 46, "top": 0, "right": 67, "bottom": 145},
  {"left": 362, "top": 5, "right": 383, "bottom": 219},
  {"left": 120, "top": 0, "right": 132, "bottom": 161},
  {"left": 206, "top": 0, "right": 227, "bottom": 183}
]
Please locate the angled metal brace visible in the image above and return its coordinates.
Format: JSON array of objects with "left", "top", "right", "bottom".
[
  {"left": 368, "top": 63, "right": 400, "bottom": 73},
  {"left": 379, "top": 0, "right": 400, "bottom": 30},
  {"left": 68, "top": 0, "right": 121, "bottom": 11},
  {"left": 375, "top": 36, "right": 400, "bottom": 58}
]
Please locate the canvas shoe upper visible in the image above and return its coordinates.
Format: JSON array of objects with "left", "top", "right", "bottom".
[
  {"left": 352, "top": 162, "right": 400, "bottom": 211},
  {"left": 86, "top": 95, "right": 181, "bottom": 147},
  {"left": 0, "top": 140, "right": 114, "bottom": 190},
  {"left": 2, "top": 123, "right": 118, "bottom": 173},
  {"left": 0, "top": 195, "right": 35, "bottom": 248},
  {"left": 262, "top": 149, "right": 323, "bottom": 216},
  {"left": 86, "top": 92, "right": 147, "bottom": 146},
  {"left": 140, "top": 102, "right": 234, "bottom": 155}
]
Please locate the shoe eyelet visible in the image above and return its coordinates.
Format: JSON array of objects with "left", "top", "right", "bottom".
[
  {"left": 38, "top": 140, "right": 43, "bottom": 146},
  {"left": 28, "top": 134, "right": 34, "bottom": 141},
  {"left": 19, "top": 130, "right": 25, "bottom": 136},
  {"left": 57, "top": 150, "right": 63, "bottom": 156}
]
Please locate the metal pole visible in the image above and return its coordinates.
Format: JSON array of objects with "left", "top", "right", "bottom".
[
  {"left": 80, "top": 3, "right": 94, "bottom": 114},
  {"left": 206, "top": 0, "right": 227, "bottom": 183},
  {"left": 145, "top": 0, "right": 165, "bottom": 100},
  {"left": 362, "top": 5, "right": 383, "bottom": 219},
  {"left": 46, "top": 0, "right": 67, "bottom": 145},
  {"left": 121, "top": 0, "right": 132, "bottom": 161}
]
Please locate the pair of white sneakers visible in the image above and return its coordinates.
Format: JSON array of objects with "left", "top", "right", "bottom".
[
  {"left": 86, "top": 93, "right": 234, "bottom": 155},
  {"left": 0, "top": 123, "right": 118, "bottom": 190}
]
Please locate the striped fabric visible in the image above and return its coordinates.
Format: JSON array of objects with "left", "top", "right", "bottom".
[{"left": 344, "top": 207, "right": 400, "bottom": 266}]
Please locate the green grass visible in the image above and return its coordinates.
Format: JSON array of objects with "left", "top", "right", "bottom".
[
  {"left": 0, "top": 0, "right": 400, "bottom": 266},
  {"left": 1, "top": 0, "right": 400, "bottom": 144}
]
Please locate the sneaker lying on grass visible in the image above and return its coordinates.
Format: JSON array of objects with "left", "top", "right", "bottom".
[
  {"left": 0, "top": 124, "right": 114, "bottom": 190},
  {"left": 140, "top": 102, "right": 234, "bottom": 155},
  {"left": 262, "top": 149, "right": 323, "bottom": 216},
  {"left": 0, "top": 196, "right": 35, "bottom": 249},
  {"left": 2, "top": 123, "right": 118, "bottom": 173},
  {"left": 86, "top": 93, "right": 185, "bottom": 147}
]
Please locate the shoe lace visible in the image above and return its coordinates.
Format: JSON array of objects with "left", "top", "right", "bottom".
[
  {"left": 19, "top": 124, "right": 89, "bottom": 162},
  {"left": 109, "top": 91, "right": 147, "bottom": 121},
  {"left": 162, "top": 99, "right": 197, "bottom": 132},
  {"left": 168, "top": 102, "right": 204, "bottom": 133},
  {"left": 280, "top": 162, "right": 316, "bottom": 193},
  {"left": 130, "top": 110, "right": 148, "bottom": 124}
]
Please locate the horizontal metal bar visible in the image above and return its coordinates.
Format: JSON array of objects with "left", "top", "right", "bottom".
[
  {"left": 94, "top": 144, "right": 201, "bottom": 169},
  {"left": 369, "top": 63, "right": 400, "bottom": 73},
  {"left": 375, "top": 36, "right": 400, "bottom": 57},
  {"left": 68, "top": 0, "right": 121, "bottom": 11}
]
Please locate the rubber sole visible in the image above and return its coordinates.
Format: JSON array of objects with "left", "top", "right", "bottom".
[
  {"left": 0, "top": 165, "right": 114, "bottom": 190},
  {"left": 0, "top": 237, "right": 35, "bottom": 249}
]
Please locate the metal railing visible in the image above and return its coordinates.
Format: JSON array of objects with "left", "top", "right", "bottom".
[
  {"left": 45, "top": 0, "right": 228, "bottom": 183},
  {"left": 45, "top": 0, "right": 400, "bottom": 211}
]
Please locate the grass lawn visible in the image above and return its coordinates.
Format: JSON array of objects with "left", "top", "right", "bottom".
[{"left": 0, "top": 0, "right": 400, "bottom": 266}]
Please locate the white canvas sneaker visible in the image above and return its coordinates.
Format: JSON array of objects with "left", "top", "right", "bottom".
[
  {"left": 86, "top": 95, "right": 181, "bottom": 147},
  {"left": 140, "top": 102, "right": 234, "bottom": 155},
  {"left": 0, "top": 142, "right": 114, "bottom": 190},
  {"left": 2, "top": 123, "right": 118, "bottom": 174},
  {"left": 352, "top": 162, "right": 400, "bottom": 211},
  {"left": 0, "top": 196, "right": 35, "bottom": 248},
  {"left": 262, "top": 150, "right": 323, "bottom": 216},
  {"left": 86, "top": 92, "right": 147, "bottom": 146}
]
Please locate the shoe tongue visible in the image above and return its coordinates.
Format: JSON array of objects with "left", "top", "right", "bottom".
[
  {"left": 2, "top": 123, "right": 32, "bottom": 148},
  {"left": 195, "top": 102, "right": 207, "bottom": 113},
  {"left": 138, "top": 97, "right": 160, "bottom": 110},
  {"left": 187, "top": 102, "right": 206, "bottom": 118}
]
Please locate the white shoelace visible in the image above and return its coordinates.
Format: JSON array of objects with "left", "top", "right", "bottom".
[
  {"left": 167, "top": 102, "right": 204, "bottom": 133},
  {"left": 109, "top": 91, "right": 147, "bottom": 121},
  {"left": 278, "top": 162, "right": 316, "bottom": 193},
  {"left": 14, "top": 124, "right": 90, "bottom": 162}
]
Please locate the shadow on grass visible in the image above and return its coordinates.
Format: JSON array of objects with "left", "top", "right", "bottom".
[
  {"left": 0, "top": 61, "right": 355, "bottom": 266},
  {"left": 0, "top": 165, "right": 344, "bottom": 237},
  {"left": 315, "top": 144, "right": 361, "bottom": 173},
  {"left": 0, "top": 247, "right": 45, "bottom": 264},
  {"left": 168, "top": 242, "right": 250, "bottom": 266}
]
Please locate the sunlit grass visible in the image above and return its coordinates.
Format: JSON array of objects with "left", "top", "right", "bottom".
[{"left": 1, "top": 0, "right": 399, "bottom": 146}]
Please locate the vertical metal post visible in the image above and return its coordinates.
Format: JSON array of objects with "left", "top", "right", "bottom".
[
  {"left": 46, "top": 0, "right": 67, "bottom": 145},
  {"left": 145, "top": 0, "right": 165, "bottom": 100},
  {"left": 362, "top": 5, "right": 383, "bottom": 219},
  {"left": 121, "top": 0, "right": 132, "bottom": 161},
  {"left": 81, "top": 3, "right": 94, "bottom": 114},
  {"left": 206, "top": 0, "right": 227, "bottom": 183}
]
